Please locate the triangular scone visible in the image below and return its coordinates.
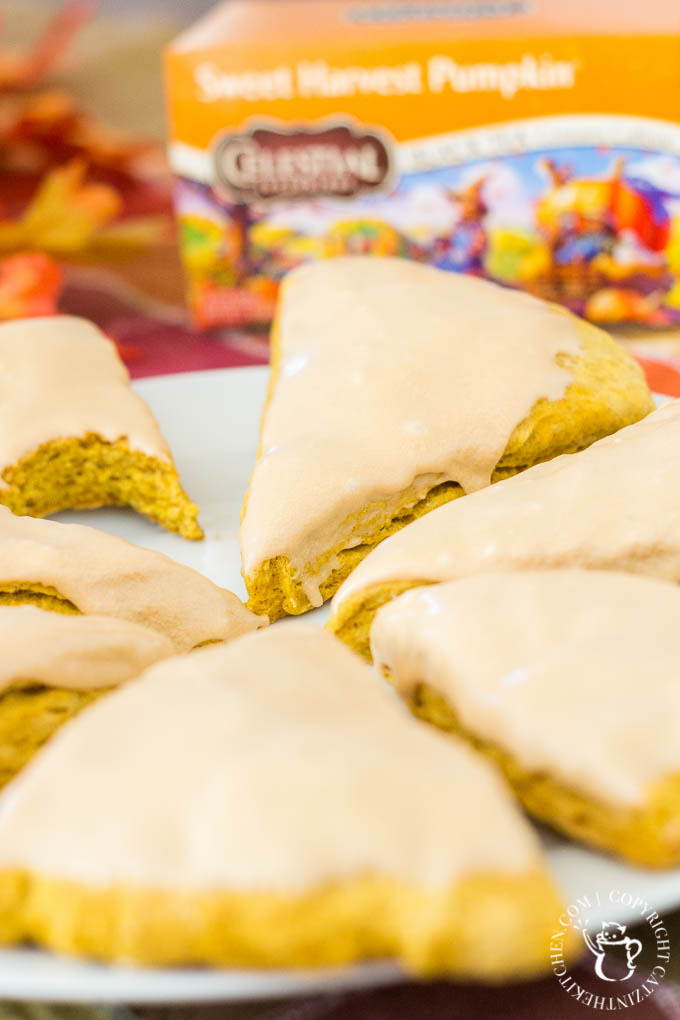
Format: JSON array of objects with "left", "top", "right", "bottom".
[
  {"left": 329, "top": 399, "right": 680, "bottom": 659},
  {"left": 0, "top": 626, "right": 569, "bottom": 978},
  {"left": 241, "top": 257, "right": 652, "bottom": 620},
  {"left": 371, "top": 571, "right": 680, "bottom": 868},
  {"left": 0, "top": 316, "right": 202, "bottom": 539},
  {"left": 0, "top": 506, "right": 264, "bottom": 651},
  {"left": 0, "top": 605, "right": 173, "bottom": 790}
]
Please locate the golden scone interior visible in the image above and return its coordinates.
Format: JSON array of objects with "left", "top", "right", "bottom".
[
  {"left": 331, "top": 583, "right": 419, "bottom": 661},
  {"left": 242, "top": 257, "right": 652, "bottom": 621},
  {"left": 0, "top": 868, "right": 568, "bottom": 978},
  {"left": 0, "top": 626, "right": 572, "bottom": 978},
  {"left": 370, "top": 571, "right": 680, "bottom": 867},
  {"left": 329, "top": 399, "right": 680, "bottom": 660},
  {"left": 0, "top": 434, "right": 202, "bottom": 541},
  {"left": 0, "top": 316, "right": 201, "bottom": 540},
  {"left": 0, "top": 684, "right": 103, "bottom": 792},
  {"left": 0, "top": 581, "right": 78, "bottom": 614}
]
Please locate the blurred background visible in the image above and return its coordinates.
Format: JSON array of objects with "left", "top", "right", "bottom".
[
  {"left": 0, "top": 0, "right": 271, "bottom": 377},
  {"left": 2, "top": 0, "right": 200, "bottom": 139},
  {"left": 4, "top": 0, "right": 680, "bottom": 392}
]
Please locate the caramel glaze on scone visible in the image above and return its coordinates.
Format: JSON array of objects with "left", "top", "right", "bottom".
[
  {"left": 329, "top": 399, "right": 680, "bottom": 660},
  {"left": 0, "top": 507, "right": 264, "bottom": 652},
  {"left": 0, "top": 316, "right": 202, "bottom": 539},
  {"left": 371, "top": 571, "right": 680, "bottom": 868},
  {"left": 0, "top": 605, "right": 174, "bottom": 790},
  {"left": 241, "top": 257, "right": 652, "bottom": 621},
  {"left": 0, "top": 626, "right": 573, "bottom": 978}
]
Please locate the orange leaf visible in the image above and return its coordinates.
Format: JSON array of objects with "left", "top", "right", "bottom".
[{"left": 0, "top": 252, "right": 62, "bottom": 319}]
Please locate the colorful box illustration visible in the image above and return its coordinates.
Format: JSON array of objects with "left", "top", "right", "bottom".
[{"left": 165, "top": 0, "right": 680, "bottom": 329}]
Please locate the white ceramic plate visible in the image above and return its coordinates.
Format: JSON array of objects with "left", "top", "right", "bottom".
[{"left": 0, "top": 368, "right": 677, "bottom": 1004}]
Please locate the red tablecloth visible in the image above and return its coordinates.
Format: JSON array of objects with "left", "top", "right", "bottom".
[{"left": 60, "top": 269, "right": 269, "bottom": 379}]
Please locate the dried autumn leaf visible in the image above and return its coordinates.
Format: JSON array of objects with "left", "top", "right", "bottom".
[
  {"left": 0, "top": 159, "right": 166, "bottom": 258},
  {"left": 0, "top": 251, "right": 62, "bottom": 319},
  {"left": 0, "top": 87, "right": 165, "bottom": 182},
  {"left": 0, "top": 3, "right": 168, "bottom": 190},
  {"left": 0, "top": 159, "right": 119, "bottom": 252}
]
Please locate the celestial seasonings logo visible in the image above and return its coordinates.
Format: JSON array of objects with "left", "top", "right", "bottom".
[{"left": 213, "top": 120, "right": 394, "bottom": 202}]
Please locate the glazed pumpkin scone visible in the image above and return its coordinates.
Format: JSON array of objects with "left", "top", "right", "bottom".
[
  {"left": 241, "top": 257, "right": 652, "bottom": 621},
  {"left": 0, "top": 605, "right": 174, "bottom": 791},
  {"left": 0, "top": 506, "right": 264, "bottom": 651},
  {"left": 0, "top": 626, "right": 571, "bottom": 978},
  {"left": 0, "top": 315, "right": 202, "bottom": 539},
  {"left": 371, "top": 570, "right": 680, "bottom": 868},
  {"left": 329, "top": 399, "right": 680, "bottom": 659}
]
